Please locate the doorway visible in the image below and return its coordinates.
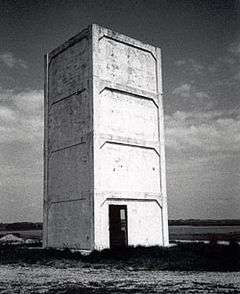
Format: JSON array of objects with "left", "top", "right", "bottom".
[{"left": 109, "top": 205, "right": 128, "bottom": 248}]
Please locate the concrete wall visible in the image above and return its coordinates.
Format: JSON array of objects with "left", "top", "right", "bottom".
[
  {"left": 92, "top": 25, "right": 168, "bottom": 249},
  {"left": 43, "top": 28, "right": 94, "bottom": 249},
  {"left": 44, "top": 24, "right": 169, "bottom": 250}
]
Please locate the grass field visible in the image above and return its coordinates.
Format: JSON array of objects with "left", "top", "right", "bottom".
[
  {"left": 1, "top": 242, "right": 240, "bottom": 270},
  {"left": 1, "top": 264, "right": 239, "bottom": 293},
  {"left": 0, "top": 243, "right": 240, "bottom": 293},
  {"left": 1, "top": 221, "right": 240, "bottom": 293}
]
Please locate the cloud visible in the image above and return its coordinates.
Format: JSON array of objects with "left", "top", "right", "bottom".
[
  {"left": 0, "top": 106, "right": 16, "bottom": 122},
  {"left": 165, "top": 110, "right": 240, "bottom": 155},
  {"left": 165, "top": 109, "right": 240, "bottom": 219},
  {"left": 14, "top": 90, "right": 43, "bottom": 114},
  {"left": 234, "top": 71, "right": 240, "bottom": 81},
  {"left": 0, "top": 53, "right": 15, "bottom": 68},
  {"left": 228, "top": 41, "right": 240, "bottom": 57},
  {"left": 172, "top": 83, "right": 191, "bottom": 98},
  {"left": 0, "top": 52, "right": 28, "bottom": 69},
  {"left": 175, "top": 60, "right": 186, "bottom": 66},
  {"left": 207, "top": 41, "right": 240, "bottom": 86},
  {"left": 0, "top": 89, "right": 43, "bottom": 144},
  {"left": 208, "top": 54, "right": 239, "bottom": 74},
  {"left": 172, "top": 48, "right": 239, "bottom": 115},
  {"left": 194, "top": 91, "right": 209, "bottom": 99},
  {"left": 0, "top": 89, "right": 43, "bottom": 222},
  {"left": 227, "top": 42, "right": 240, "bottom": 81},
  {"left": 175, "top": 58, "right": 204, "bottom": 74},
  {"left": 172, "top": 84, "right": 210, "bottom": 100}
]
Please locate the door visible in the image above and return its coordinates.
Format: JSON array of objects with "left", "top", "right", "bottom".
[{"left": 109, "top": 205, "right": 128, "bottom": 248}]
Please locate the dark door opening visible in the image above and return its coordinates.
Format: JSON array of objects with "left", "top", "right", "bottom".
[{"left": 109, "top": 205, "right": 128, "bottom": 248}]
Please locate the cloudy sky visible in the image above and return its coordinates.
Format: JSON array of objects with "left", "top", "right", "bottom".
[{"left": 0, "top": 0, "right": 239, "bottom": 222}]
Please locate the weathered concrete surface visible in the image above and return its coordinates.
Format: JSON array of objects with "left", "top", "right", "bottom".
[
  {"left": 44, "top": 27, "right": 94, "bottom": 250},
  {"left": 44, "top": 24, "right": 169, "bottom": 250},
  {"left": 92, "top": 25, "right": 168, "bottom": 249}
]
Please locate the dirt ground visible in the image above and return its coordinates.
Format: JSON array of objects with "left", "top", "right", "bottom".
[{"left": 0, "top": 263, "right": 239, "bottom": 294}]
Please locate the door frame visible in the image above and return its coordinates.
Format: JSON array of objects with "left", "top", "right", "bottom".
[{"left": 109, "top": 204, "right": 128, "bottom": 248}]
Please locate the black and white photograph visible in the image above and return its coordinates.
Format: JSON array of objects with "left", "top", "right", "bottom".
[{"left": 0, "top": 0, "right": 240, "bottom": 293}]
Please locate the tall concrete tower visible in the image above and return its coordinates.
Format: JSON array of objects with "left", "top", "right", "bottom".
[{"left": 43, "top": 24, "right": 169, "bottom": 250}]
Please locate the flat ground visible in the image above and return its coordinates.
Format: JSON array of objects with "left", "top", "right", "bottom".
[
  {"left": 1, "top": 263, "right": 240, "bottom": 293},
  {"left": 1, "top": 243, "right": 240, "bottom": 293}
]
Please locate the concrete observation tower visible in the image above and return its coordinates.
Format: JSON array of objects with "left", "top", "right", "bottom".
[{"left": 43, "top": 24, "right": 169, "bottom": 250}]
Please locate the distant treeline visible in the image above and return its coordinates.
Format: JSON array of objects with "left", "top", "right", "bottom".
[
  {"left": 0, "top": 220, "right": 240, "bottom": 231},
  {"left": 169, "top": 219, "right": 240, "bottom": 226},
  {"left": 0, "top": 222, "right": 42, "bottom": 231}
]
